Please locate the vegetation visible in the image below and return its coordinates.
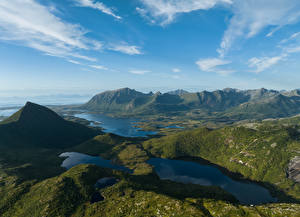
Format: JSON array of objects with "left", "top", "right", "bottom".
[
  {"left": 143, "top": 119, "right": 300, "bottom": 201},
  {"left": 1, "top": 164, "right": 299, "bottom": 217},
  {"left": 1, "top": 102, "right": 300, "bottom": 216}
]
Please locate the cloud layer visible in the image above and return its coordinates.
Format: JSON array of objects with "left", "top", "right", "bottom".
[
  {"left": 137, "top": 0, "right": 300, "bottom": 74},
  {"left": 218, "top": 0, "right": 300, "bottom": 56}
]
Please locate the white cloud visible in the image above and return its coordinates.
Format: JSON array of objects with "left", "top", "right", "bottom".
[
  {"left": 290, "top": 32, "right": 300, "bottom": 40},
  {"left": 68, "top": 59, "right": 82, "bottom": 65},
  {"left": 248, "top": 54, "right": 287, "bottom": 73},
  {"left": 129, "top": 70, "right": 150, "bottom": 75},
  {"left": 218, "top": 0, "right": 300, "bottom": 57},
  {"left": 0, "top": 0, "right": 101, "bottom": 61},
  {"left": 89, "top": 65, "right": 108, "bottom": 70},
  {"left": 196, "top": 58, "right": 234, "bottom": 75},
  {"left": 196, "top": 58, "right": 230, "bottom": 71},
  {"left": 280, "top": 32, "right": 300, "bottom": 44},
  {"left": 137, "top": 0, "right": 232, "bottom": 25},
  {"left": 74, "top": 0, "right": 121, "bottom": 19},
  {"left": 248, "top": 29, "right": 300, "bottom": 73},
  {"left": 172, "top": 68, "right": 181, "bottom": 73},
  {"left": 109, "top": 44, "right": 142, "bottom": 55}
]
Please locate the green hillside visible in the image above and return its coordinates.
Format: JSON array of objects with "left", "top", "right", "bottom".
[{"left": 143, "top": 119, "right": 300, "bottom": 201}]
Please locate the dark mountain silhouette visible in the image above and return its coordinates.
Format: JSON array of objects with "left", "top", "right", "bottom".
[{"left": 0, "top": 102, "right": 98, "bottom": 148}]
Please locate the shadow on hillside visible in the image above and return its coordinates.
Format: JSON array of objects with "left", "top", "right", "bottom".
[{"left": 121, "top": 173, "right": 239, "bottom": 205}]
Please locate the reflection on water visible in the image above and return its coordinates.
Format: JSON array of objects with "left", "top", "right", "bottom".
[
  {"left": 60, "top": 152, "right": 132, "bottom": 173},
  {"left": 95, "top": 177, "right": 118, "bottom": 189},
  {"left": 148, "top": 158, "right": 277, "bottom": 205},
  {"left": 74, "top": 113, "right": 157, "bottom": 137},
  {"left": 164, "top": 125, "right": 184, "bottom": 129}
]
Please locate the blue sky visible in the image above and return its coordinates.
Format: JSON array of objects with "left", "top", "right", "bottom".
[{"left": 1, "top": 0, "right": 300, "bottom": 96}]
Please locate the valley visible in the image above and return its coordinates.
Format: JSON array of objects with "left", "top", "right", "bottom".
[{"left": 0, "top": 95, "right": 299, "bottom": 216}]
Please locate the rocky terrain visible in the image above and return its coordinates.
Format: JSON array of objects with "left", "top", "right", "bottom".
[{"left": 288, "top": 156, "right": 300, "bottom": 183}]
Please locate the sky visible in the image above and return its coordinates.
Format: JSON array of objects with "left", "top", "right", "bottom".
[{"left": 1, "top": 0, "right": 300, "bottom": 96}]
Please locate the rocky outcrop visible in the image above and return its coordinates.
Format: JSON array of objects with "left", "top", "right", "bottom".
[{"left": 287, "top": 156, "right": 300, "bottom": 183}]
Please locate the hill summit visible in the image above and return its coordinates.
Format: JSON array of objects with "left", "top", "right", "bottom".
[
  {"left": 2, "top": 102, "right": 66, "bottom": 124},
  {"left": 0, "top": 102, "right": 98, "bottom": 148}
]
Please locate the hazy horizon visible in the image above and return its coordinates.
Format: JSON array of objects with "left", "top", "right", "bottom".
[{"left": 0, "top": 85, "right": 297, "bottom": 98}]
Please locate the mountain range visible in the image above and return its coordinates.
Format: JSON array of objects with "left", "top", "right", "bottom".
[{"left": 82, "top": 87, "right": 300, "bottom": 120}]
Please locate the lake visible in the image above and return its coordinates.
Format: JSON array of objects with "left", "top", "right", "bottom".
[
  {"left": 59, "top": 152, "right": 132, "bottom": 173},
  {"left": 60, "top": 152, "right": 276, "bottom": 205},
  {"left": 74, "top": 113, "right": 157, "bottom": 137},
  {"left": 148, "top": 158, "right": 277, "bottom": 205},
  {"left": 163, "top": 125, "right": 184, "bottom": 129}
]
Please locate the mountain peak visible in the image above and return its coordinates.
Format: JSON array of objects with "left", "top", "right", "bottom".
[
  {"left": 0, "top": 102, "right": 98, "bottom": 148},
  {"left": 167, "top": 89, "right": 189, "bottom": 95},
  {"left": 84, "top": 88, "right": 146, "bottom": 111},
  {"left": 223, "top": 88, "right": 238, "bottom": 93},
  {"left": 25, "top": 101, "right": 36, "bottom": 106},
  {"left": 1, "top": 101, "right": 64, "bottom": 127}
]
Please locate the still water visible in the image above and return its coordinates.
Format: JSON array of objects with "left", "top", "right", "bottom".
[
  {"left": 60, "top": 152, "right": 276, "bottom": 205},
  {"left": 75, "top": 113, "right": 157, "bottom": 137},
  {"left": 59, "top": 152, "right": 132, "bottom": 173},
  {"left": 148, "top": 158, "right": 277, "bottom": 205}
]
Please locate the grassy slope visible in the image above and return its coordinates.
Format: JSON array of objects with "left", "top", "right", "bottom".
[
  {"left": 71, "top": 133, "right": 154, "bottom": 175},
  {"left": 2, "top": 164, "right": 299, "bottom": 217}
]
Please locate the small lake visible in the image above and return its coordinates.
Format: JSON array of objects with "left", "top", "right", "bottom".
[
  {"left": 59, "top": 152, "right": 132, "bottom": 173},
  {"left": 74, "top": 113, "right": 157, "bottom": 137},
  {"left": 148, "top": 158, "right": 277, "bottom": 205}
]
